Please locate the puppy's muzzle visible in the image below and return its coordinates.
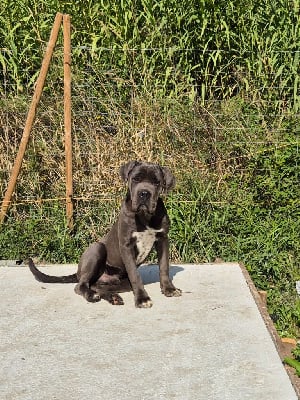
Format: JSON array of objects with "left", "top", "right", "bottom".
[
  {"left": 136, "top": 189, "right": 156, "bottom": 214},
  {"left": 138, "top": 190, "right": 151, "bottom": 201}
]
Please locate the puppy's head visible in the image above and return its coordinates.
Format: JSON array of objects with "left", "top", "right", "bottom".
[{"left": 120, "top": 161, "right": 175, "bottom": 215}]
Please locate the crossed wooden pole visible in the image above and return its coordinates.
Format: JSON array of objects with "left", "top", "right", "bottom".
[{"left": 0, "top": 13, "right": 74, "bottom": 230}]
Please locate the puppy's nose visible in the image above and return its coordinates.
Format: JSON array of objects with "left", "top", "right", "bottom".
[{"left": 138, "top": 190, "right": 150, "bottom": 200}]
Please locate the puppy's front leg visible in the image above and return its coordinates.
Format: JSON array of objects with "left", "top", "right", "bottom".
[
  {"left": 120, "top": 247, "right": 153, "bottom": 308},
  {"left": 155, "top": 236, "right": 182, "bottom": 297}
]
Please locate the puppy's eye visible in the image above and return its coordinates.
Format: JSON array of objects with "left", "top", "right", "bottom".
[
  {"left": 132, "top": 175, "right": 141, "bottom": 182},
  {"left": 153, "top": 180, "right": 160, "bottom": 186}
]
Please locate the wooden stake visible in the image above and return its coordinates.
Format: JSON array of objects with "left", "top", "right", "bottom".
[
  {"left": 0, "top": 13, "right": 63, "bottom": 223},
  {"left": 63, "top": 14, "right": 74, "bottom": 231}
]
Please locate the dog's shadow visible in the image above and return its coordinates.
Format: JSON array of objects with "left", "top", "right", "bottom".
[{"left": 139, "top": 264, "right": 184, "bottom": 285}]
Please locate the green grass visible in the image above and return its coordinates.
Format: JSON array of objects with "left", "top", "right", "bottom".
[{"left": 1, "top": 0, "right": 300, "bottom": 109}]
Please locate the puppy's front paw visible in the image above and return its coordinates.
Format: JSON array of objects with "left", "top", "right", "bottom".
[
  {"left": 135, "top": 291, "right": 153, "bottom": 308},
  {"left": 163, "top": 287, "right": 182, "bottom": 297},
  {"left": 136, "top": 298, "right": 153, "bottom": 308}
]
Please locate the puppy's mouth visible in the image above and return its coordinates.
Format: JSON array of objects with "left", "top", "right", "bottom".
[
  {"left": 137, "top": 203, "right": 152, "bottom": 214},
  {"left": 137, "top": 203, "right": 148, "bottom": 211},
  {"left": 134, "top": 201, "right": 156, "bottom": 215}
]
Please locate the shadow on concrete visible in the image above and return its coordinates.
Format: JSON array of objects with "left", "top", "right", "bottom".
[{"left": 139, "top": 264, "right": 184, "bottom": 285}]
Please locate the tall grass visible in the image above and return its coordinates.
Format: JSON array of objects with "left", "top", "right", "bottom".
[{"left": 1, "top": 0, "right": 300, "bottom": 109}]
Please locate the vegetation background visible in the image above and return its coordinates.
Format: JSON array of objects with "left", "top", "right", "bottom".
[{"left": 0, "top": 0, "right": 299, "bottom": 340}]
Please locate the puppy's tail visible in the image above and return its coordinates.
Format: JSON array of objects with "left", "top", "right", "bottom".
[{"left": 28, "top": 258, "right": 78, "bottom": 283}]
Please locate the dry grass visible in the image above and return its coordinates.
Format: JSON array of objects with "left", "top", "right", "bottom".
[{"left": 0, "top": 88, "right": 213, "bottom": 205}]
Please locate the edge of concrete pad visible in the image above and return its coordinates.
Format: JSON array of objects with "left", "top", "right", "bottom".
[{"left": 238, "top": 262, "right": 300, "bottom": 398}]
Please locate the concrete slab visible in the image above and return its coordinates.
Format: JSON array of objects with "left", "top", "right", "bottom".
[{"left": 0, "top": 263, "right": 298, "bottom": 400}]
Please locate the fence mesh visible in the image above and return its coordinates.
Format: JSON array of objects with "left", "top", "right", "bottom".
[{"left": 0, "top": 46, "right": 299, "bottom": 261}]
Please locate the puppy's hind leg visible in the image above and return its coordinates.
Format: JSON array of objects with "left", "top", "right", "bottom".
[
  {"left": 92, "top": 277, "right": 132, "bottom": 306},
  {"left": 74, "top": 242, "right": 107, "bottom": 303}
]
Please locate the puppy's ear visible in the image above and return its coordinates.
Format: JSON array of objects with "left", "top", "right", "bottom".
[
  {"left": 161, "top": 166, "right": 176, "bottom": 193},
  {"left": 120, "top": 161, "right": 140, "bottom": 181}
]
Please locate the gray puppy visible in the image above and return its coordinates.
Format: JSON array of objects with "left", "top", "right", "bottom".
[{"left": 28, "top": 161, "right": 182, "bottom": 308}]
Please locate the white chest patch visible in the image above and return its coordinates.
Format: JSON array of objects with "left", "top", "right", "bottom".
[{"left": 132, "top": 227, "right": 163, "bottom": 265}]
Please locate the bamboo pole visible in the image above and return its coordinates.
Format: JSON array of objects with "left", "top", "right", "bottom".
[
  {"left": 0, "top": 13, "right": 64, "bottom": 223},
  {"left": 63, "top": 14, "right": 74, "bottom": 231}
]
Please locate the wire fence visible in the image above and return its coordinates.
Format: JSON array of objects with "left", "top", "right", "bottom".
[{"left": 0, "top": 47, "right": 299, "bottom": 219}]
